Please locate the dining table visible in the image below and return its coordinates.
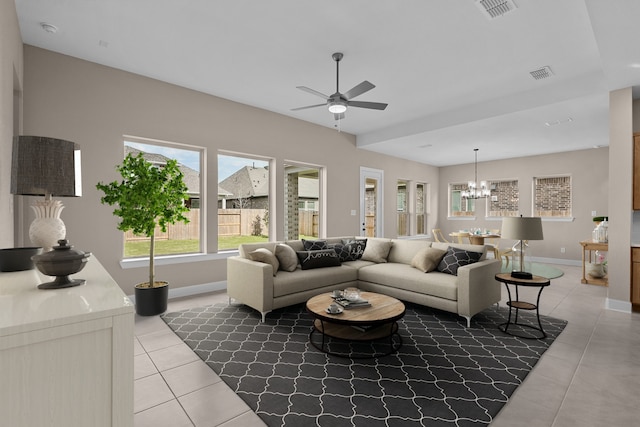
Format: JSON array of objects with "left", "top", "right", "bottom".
[{"left": 450, "top": 231, "right": 500, "bottom": 245}]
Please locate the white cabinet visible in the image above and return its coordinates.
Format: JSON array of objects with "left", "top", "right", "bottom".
[{"left": 0, "top": 257, "right": 134, "bottom": 427}]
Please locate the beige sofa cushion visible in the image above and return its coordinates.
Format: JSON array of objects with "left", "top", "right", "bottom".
[
  {"left": 388, "top": 239, "right": 432, "bottom": 264},
  {"left": 411, "top": 247, "right": 447, "bottom": 273},
  {"left": 361, "top": 238, "right": 393, "bottom": 263},
  {"left": 273, "top": 265, "right": 358, "bottom": 298},
  {"left": 358, "top": 263, "right": 458, "bottom": 301}
]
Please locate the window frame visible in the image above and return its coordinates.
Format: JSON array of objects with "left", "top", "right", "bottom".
[
  {"left": 217, "top": 151, "right": 274, "bottom": 251},
  {"left": 448, "top": 182, "right": 477, "bottom": 219},
  {"left": 486, "top": 179, "right": 520, "bottom": 219},
  {"left": 284, "top": 160, "right": 326, "bottom": 240},
  {"left": 533, "top": 174, "right": 573, "bottom": 220},
  {"left": 121, "top": 135, "right": 205, "bottom": 260}
]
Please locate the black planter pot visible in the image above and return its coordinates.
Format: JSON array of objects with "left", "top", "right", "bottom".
[{"left": 134, "top": 281, "right": 169, "bottom": 316}]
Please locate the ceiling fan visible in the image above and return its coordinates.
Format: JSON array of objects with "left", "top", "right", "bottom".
[{"left": 291, "top": 52, "right": 388, "bottom": 120}]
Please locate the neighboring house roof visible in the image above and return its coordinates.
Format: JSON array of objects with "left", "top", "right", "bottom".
[
  {"left": 219, "top": 166, "right": 269, "bottom": 198},
  {"left": 124, "top": 145, "right": 200, "bottom": 195},
  {"left": 218, "top": 166, "right": 319, "bottom": 199},
  {"left": 218, "top": 186, "right": 233, "bottom": 198}
]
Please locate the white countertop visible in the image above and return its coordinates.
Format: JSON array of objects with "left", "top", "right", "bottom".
[{"left": 0, "top": 256, "right": 133, "bottom": 336}]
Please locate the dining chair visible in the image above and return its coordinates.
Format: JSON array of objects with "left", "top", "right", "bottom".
[
  {"left": 431, "top": 229, "right": 450, "bottom": 243},
  {"left": 486, "top": 229, "right": 513, "bottom": 265}
]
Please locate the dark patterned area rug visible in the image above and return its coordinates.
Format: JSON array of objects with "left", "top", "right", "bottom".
[{"left": 162, "top": 302, "right": 566, "bottom": 427}]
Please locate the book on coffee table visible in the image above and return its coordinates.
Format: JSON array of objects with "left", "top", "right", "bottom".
[{"left": 334, "top": 297, "right": 371, "bottom": 309}]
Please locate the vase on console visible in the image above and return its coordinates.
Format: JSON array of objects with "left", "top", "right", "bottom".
[{"left": 29, "top": 198, "right": 66, "bottom": 252}]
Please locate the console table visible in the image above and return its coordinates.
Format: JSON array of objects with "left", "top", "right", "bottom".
[
  {"left": 579, "top": 240, "right": 608, "bottom": 286},
  {"left": 0, "top": 257, "right": 134, "bottom": 427}
]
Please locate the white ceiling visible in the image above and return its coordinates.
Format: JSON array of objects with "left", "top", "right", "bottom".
[{"left": 14, "top": 0, "right": 640, "bottom": 166}]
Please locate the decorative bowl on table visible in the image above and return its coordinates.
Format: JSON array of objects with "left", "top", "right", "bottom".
[
  {"left": 31, "top": 239, "right": 91, "bottom": 289},
  {"left": 343, "top": 287, "right": 361, "bottom": 302}
]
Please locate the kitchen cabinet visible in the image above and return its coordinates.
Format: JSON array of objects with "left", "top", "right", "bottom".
[
  {"left": 0, "top": 257, "right": 134, "bottom": 427},
  {"left": 634, "top": 133, "right": 640, "bottom": 210},
  {"left": 632, "top": 248, "right": 640, "bottom": 309}
]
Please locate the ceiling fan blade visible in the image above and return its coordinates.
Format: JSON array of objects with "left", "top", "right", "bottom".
[
  {"left": 334, "top": 112, "right": 345, "bottom": 121},
  {"left": 291, "top": 103, "right": 327, "bottom": 111},
  {"left": 296, "top": 86, "right": 329, "bottom": 100},
  {"left": 347, "top": 100, "right": 388, "bottom": 110},
  {"left": 343, "top": 80, "right": 375, "bottom": 100}
]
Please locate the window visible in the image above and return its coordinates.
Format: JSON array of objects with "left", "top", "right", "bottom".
[
  {"left": 397, "top": 180, "right": 408, "bottom": 236},
  {"left": 285, "top": 162, "right": 323, "bottom": 240},
  {"left": 218, "top": 153, "right": 271, "bottom": 250},
  {"left": 449, "top": 183, "right": 475, "bottom": 217},
  {"left": 487, "top": 180, "right": 519, "bottom": 217},
  {"left": 416, "top": 182, "right": 427, "bottom": 235},
  {"left": 534, "top": 176, "right": 572, "bottom": 218},
  {"left": 123, "top": 139, "right": 202, "bottom": 258}
]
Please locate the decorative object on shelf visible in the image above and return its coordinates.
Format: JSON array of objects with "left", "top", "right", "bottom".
[
  {"left": 586, "top": 262, "right": 606, "bottom": 278},
  {"left": 0, "top": 247, "right": 42, "bottom": 272},
  {"left": 10, "top": 136, "right": 82, "bottom": 252},
  {"left": 501, "top": 216, "right": 544, "bottom": 279},
  {"left": 31, "top": 239, "right": 91, "bottom": 289},
  {"left": 96, "top": 152, "right": 190, "bottom": 316},
  {"left": 461, "top": 148, "right": 490, "bottom": 199},
  {"left": 592, "top": 218, "right": 608, "bottom": 243}
]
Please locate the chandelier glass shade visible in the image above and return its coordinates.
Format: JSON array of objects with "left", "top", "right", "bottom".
[{"left": 461, "top": 148, "right": 490, "bottom": 199}]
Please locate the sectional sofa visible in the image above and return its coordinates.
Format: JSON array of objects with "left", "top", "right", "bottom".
[{"left": 226, "top": 237, "right": 501, "bottom": 327}]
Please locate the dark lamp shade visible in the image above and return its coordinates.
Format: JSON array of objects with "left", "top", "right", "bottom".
[
  {"left": 501, "top": 217, "right": 544, "bottom": 240},
  {"left": 10, "top": 136, "right": 82, "bottom": 197}
]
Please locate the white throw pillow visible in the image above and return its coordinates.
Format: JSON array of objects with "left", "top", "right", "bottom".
[
  {"left": 361, "top": 238, "right": 393, "bottom": 263},
  {"left": 275, "top": 243, "right": 298, "bottom": 272},
  {"left": 248, "top": 248, "right": 279, "bottom": 276}
]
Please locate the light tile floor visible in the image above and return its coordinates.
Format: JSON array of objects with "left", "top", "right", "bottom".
[{"left": 134, "top": 264, "right": 640, "bottom": 426}]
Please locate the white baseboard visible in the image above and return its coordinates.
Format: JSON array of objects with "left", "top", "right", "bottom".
[
  {"left": 606, "top": 298, "right": 632, "bottom": 313},
  {"left": 530, "top": 256, "right": 581, "bottom": 267},
  {"left": 127, "top": 280, "right": 227, "bottom": 304}
]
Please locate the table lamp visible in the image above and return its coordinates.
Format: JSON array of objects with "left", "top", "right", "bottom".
[
  {"left": 10, "top": 136, "right": 82, "bottom": 251},
  {"left": 500, "top": 216, "right": 543, "bottom": 279}
]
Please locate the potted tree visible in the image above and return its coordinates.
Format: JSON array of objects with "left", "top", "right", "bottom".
[{"left": 96, "top": 153, "right": 190, "bottom": 316}]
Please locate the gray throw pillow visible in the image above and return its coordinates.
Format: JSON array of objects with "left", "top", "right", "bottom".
[
  {"left": 302, "top": 239, "right": 328, "bottom": 251},
  {"left": 248, "top": 248, "right": 279, "bottom": 276},
  {"left": 436, "top": 246, "right": 482, "bottom": 275},
  {"left": 411, "top": 247, "right": 447, "bottom": 273},
  {"left": 275, "top": 243, "right": 298, "bottom": 272}
]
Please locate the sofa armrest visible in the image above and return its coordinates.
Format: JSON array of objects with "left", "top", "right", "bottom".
[
  {"left": 227, "top": 256, "right": 275, "bottom": 313},
  {"left": 455, "top": 259, "right": 501, "bottom": 318}
]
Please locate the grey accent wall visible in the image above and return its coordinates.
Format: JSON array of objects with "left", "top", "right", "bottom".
[
  {"left": 438, "top": 148, "right": 610, "bottom": 263},
  {"left": 18, "top": 46, "right": 439, "bottom": 295}
]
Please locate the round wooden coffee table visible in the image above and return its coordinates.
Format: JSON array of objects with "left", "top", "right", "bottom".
[{"left": 305, "top": 291, "right": 405, "bottom": 358}]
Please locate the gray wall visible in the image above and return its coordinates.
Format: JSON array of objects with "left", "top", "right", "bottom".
[
  {"left": 438, "top": 148, "right": 610, "bottom": 263},
  {"left": 0, "top": 0, "right": 23, "bottom": 248},
  {"left": 17, "top": 46, "right": 440, "bottom": 295}
]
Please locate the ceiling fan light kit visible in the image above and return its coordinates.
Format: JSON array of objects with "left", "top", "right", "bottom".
[{"left": 292, "top": 52, "right": 388, "bottom": 121}]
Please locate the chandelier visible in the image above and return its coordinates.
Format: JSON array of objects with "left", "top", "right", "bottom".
[{"left": 461, "top": 148, "right": 490, "bottom": 199}]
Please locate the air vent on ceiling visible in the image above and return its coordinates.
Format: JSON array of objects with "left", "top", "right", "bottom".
[
  {"left": 530, "top": 66, "right": 554, "bottom": 80},
  {"left": 476, "top": 0, "right": 518, "bottom": 19}
]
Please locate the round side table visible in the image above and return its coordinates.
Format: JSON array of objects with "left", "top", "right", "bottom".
[{"left": 495, "top": 273, "right": 551, "bottom": 339}]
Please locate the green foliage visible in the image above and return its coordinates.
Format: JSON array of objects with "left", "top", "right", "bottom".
[
  {"left": 251, "top": 214, "right": 262, "bottom": 236},
  {"left": 96, "top": 153, "right": 190, "bottom": 286},
  {"left": 96, "top": 153, "right": 190, "bottom": 237}
]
